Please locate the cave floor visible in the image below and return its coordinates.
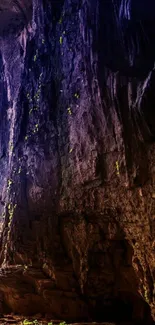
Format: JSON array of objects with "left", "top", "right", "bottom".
[{"left": 0, "top": 315, "right": 135, "bottom": 325}]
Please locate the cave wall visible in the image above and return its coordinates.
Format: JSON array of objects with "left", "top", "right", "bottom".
[{"left": 0, "top": 0, "right": 155, "bottom": 323}]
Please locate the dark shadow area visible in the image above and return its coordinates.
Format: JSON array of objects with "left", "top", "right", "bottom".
[
  {"left": 60, "top": 213, "right": 155, "bottom": 324},
  {"left": 97, "top": 0, "right": 155, "bottom": 78},
  {"left": 94, "top": 292, "right": 154, "bottom": 325},
  {"left": 0, "top": 0, "right": 32, "bottom": 37}
]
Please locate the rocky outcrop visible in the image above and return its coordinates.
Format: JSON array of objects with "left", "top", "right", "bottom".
[{"left": 0, "top": 0, "right": 155, "bottom": 324}]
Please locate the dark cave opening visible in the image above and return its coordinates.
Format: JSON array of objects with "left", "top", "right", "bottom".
[{"left": 94, "top": 292, "right": 154, "bottom": 324}]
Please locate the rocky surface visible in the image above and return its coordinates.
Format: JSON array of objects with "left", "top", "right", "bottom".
[
  {"left": 0, "top": 319, "right": 120, "bottom": 325},
  {"left": 0, "top": 0, "right": 32, "bottom": 37},
  {"left": 0, "top": 0, "right": 155, "bottom": 324}
]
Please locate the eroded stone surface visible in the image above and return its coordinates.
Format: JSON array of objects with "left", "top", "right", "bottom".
[
  {"left": 0, "top": 0, "right": 32, "bottom": 37},
  {"left": 0, "top": 0, "right": 155, "bottom": 324}
]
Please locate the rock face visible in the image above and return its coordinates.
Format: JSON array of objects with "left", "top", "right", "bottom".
[{"left": 0, "top": 0, "right": 155, "bottom": 323}]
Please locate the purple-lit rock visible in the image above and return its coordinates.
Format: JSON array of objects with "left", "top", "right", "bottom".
[{"left": 0, "top": 0, "right": 154, "bottom": 324}]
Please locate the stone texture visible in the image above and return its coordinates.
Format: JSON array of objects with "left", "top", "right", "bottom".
[
  {"left": 0, "top": 0, "right": 32, "bottom": 37},
  {"left": 0, "top": 0, "right": 155, "bottom": 324}
]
